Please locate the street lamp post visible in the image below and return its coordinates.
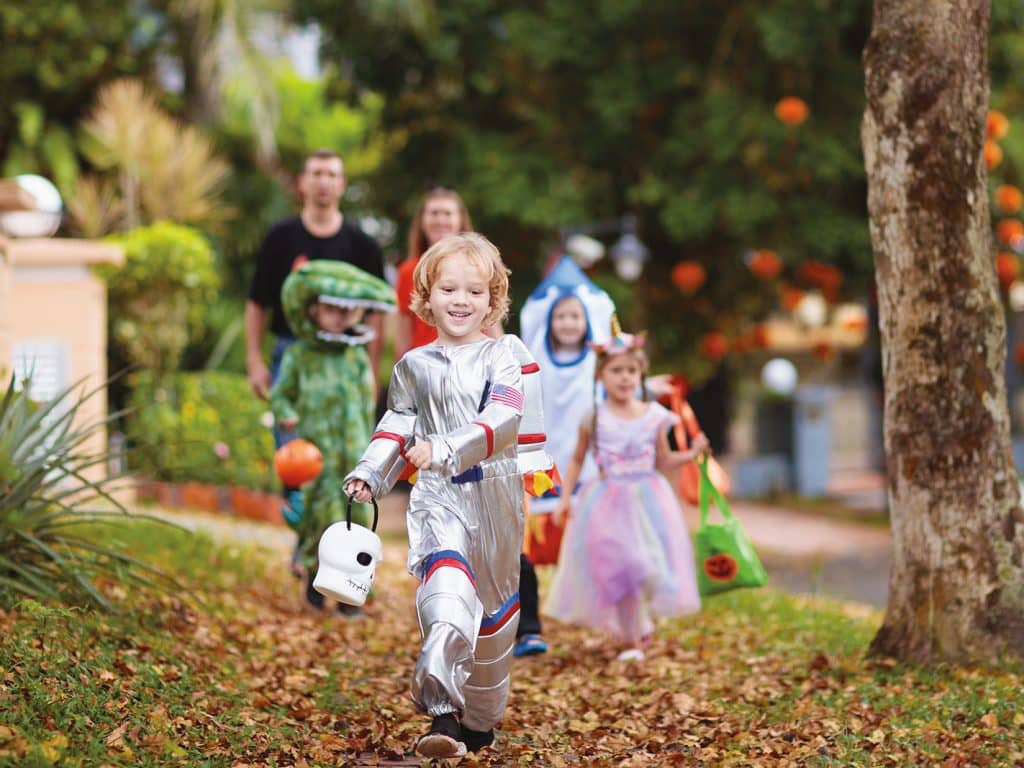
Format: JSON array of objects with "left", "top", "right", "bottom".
[
  {"left": 609, "top": 214, "right": 649, "bottom": 282},
  {"left": 561, "top": 213, "right": 651, "bottom": 333},
  {"left": 562, "top": 214, "right": 650, "bottom": 283}
]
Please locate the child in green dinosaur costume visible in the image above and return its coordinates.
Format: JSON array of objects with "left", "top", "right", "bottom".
[{"left": 270, "top": 260, "right": 396, "bottom": 610}]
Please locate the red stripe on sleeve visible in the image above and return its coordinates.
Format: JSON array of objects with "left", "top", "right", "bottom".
[
  {"left": 472, "top": 421, "right": 494, "bottom": 457},
  {"left": 371, "top": 431, "right": 409, "bottom": 459}
]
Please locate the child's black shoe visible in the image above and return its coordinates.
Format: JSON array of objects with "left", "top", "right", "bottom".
[
  {"left": 415, "top": 713, "right": 466, "bottom": 758},
  {"left": 336, "top": 602, "right": 364, "bottom": 618},
  {"left": 460, "top": 724, "right": 494, "bottom": 752},
  {"left": 304, "top": 574, "right": 325, "bottom": 611}
]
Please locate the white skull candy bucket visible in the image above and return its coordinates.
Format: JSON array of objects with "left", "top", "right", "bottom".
[{"left": 313, "top": 496, "right": 383, "bottom": 606}]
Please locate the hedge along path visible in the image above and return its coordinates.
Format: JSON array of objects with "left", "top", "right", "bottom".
[{"left": 2, "top": 508, "right": 1022, "bottom": 767}]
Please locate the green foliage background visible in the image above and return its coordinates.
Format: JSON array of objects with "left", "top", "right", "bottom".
[{"left": 296, "top": 0, "right": 877, "bottom": 376}]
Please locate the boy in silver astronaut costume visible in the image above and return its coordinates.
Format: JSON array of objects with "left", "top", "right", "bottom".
[{"left": 344, "top": 233, "right": 554, "bottom": 758}]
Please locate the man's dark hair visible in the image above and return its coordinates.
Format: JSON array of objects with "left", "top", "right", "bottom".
[{"left": 303, "top": 149, "right": 344, "bottom": 173}]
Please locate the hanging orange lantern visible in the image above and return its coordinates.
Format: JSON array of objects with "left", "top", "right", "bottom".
[
  {"left": 796, "top": 261, "right": 842, "bottom": 297},
  {"left": 747, "top": 249, "right": 782, "bottom": 280},
  {"left": 751, "top": 324, "right": 770, "bottom": 348},
  {"left": 700, "top": 331, "right": 729, "bottom": 362},
  {"left": 670, "top": 260, "right": 706, "bottom": 295},
  {"left": 996, "top": 185, "right": 1024, "bottom": 214},
  {"left": 996, "top": 219, "right": 1024, "bottom": 246},
  {"left": 985, "top": 140, "right": 1004, "bottom": 169},
  {"left": 774, "top": 97, "right": 809, "bottom": 126},
  {"left": 812, "top": 342, "right": 835, "bottom": 362},
  {"left": 780, "top": 286, "right": 805, "bottom": 312},
  {"left": 996, "top": 251, "right": 1019, "bottom": 289},
  {"left": 988, "top": 110, "right": 1010, "bottom": 140},
  {"left": 841, "top": 315, "right": 868, "bottom": 333}
]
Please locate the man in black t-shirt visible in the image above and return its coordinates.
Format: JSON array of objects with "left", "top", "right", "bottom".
[{"left": 245, "top": 149, "right": 385, "bottom": 402}]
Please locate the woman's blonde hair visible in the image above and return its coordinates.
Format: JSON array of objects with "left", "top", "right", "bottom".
[{"left": 410, "top": 233, "right": 511, "bottom": 328}]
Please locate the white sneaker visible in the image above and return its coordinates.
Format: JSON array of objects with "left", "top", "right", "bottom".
[{"left": 616, "top": 648, "right": 645, "bottom": 662}]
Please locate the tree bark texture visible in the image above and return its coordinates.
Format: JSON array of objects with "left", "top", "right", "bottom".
[{"left": 863, "top": 0, "right": 1024, "bottom": 663}]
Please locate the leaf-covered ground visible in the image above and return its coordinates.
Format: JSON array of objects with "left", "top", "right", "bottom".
[{"left": 2, "top": 519, "right": 1023, "bottom": 767}]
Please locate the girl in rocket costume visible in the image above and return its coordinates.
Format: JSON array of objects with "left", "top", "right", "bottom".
[
  {"left": 518, "top": 255, "right": 615, "bottom": 535},
  {"left": 345, "top": 233, "right": 554, "bottom": 759}
]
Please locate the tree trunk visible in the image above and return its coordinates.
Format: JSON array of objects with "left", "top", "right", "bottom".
[{"left": 863, "top": 0, "right": 1024, "bottom": 664}]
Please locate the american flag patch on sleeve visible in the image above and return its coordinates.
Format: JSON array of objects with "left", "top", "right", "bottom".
[{"left": 488, "top": 383, "right": 524, "bottom": 411}]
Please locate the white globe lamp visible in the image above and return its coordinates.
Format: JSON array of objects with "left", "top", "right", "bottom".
[
  {"left": 0, "top": 174, "right": 63, "bottom": 238},
  {"left": 761, "top": 358, "right": 798, "bottom": 397},
  {"left": 565, "top": 233, "right": 605, "bottom": 267}
]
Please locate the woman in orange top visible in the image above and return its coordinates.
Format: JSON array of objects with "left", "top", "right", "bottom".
[{"left": 394, "top": 188, "right": 474, "bottom": 357}]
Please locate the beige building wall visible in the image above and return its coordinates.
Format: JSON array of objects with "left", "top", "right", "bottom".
[{"left": 0, "top": 237, "right": 123, "bottom": 479}]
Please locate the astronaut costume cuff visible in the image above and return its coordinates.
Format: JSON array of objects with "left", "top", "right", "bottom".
[
  {"left": 428, "top": 422, "right": 491, "bottom": 476},
  {"left": 346, "top": 433, "right": 408, "bottom": 498}
]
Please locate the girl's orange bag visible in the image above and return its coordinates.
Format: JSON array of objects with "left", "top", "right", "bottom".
[{"left": 669, "top": 386, "right": 731, "bottom": 505}]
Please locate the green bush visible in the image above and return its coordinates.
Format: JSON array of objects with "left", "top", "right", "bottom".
[
  {"left": 100, "top": 222, "right": 220, "bottom": 375},
  {"left": 127, "top": 371, "right": 277, "bottom": 491}
]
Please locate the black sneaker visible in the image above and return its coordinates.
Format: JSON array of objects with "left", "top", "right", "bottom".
[
  {"left": 304, "top": 575, "right": 325, "bottom": 611},
  {"left": 336, "top": 602, "right": 364, "bottom": 618},
  {"left": 415, "top": 713, "right": 466, "bottom": 758},
  {"left": 460, "top": 724, "right": 494, "bottom": 752}
]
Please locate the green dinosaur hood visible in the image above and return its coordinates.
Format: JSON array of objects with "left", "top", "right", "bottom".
[{"left": 282, "top": 260, "right": 396, "bottom": 346}]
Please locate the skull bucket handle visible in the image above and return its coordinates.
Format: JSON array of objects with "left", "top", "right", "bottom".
[
  {"left": 313, "top": 494, "right": 384, "bottom": 607},
  {"left": 346, "top": 493, "right": 379, "bottom": 532}
]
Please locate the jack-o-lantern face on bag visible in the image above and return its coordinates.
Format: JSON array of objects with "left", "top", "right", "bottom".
[{"left": 704, "top": 552, "right": 739, "bottom": 582}]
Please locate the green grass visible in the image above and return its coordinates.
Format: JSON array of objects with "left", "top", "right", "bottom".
[{"left": 2, "top": 518, "right": 1023, "bottom": 767}]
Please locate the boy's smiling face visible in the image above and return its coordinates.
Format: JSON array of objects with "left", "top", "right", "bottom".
[{"left": 428, "top": 252, "right": 491, "bottom": 345}]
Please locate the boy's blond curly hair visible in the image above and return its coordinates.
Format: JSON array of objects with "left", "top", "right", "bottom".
[{"left": 410, "top": 232, "right": 511, "bottom": 328}]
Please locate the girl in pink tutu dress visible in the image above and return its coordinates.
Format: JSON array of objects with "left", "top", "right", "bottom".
[{"left": 544, "top": 321, "right": 706, "bottom": 661}]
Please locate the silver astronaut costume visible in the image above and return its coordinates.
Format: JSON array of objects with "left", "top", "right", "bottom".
[{"left": 346, "top": 334, "right": 540, "bottom": 732}]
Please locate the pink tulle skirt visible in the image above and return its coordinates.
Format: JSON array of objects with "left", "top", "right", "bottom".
[{"left": 544, "top": 471, "right": 700, "bottom": 641}]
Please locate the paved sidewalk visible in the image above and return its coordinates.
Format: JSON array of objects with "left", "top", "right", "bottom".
[{"left": 146, "top": 485, "right": 894, "bottom": 608}]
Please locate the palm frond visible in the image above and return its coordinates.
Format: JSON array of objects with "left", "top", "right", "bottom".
[{"left": 0, "top": 374, "right": 185, "bottom": 611}]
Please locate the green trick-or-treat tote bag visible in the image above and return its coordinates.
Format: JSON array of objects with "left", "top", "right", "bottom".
[{"left": 695, "top": 457, "right": 768, "bottom": 597}]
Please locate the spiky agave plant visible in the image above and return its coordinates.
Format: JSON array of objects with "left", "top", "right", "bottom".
[{"left": 0, "top": 374, "right": 181, "bottom": 610}]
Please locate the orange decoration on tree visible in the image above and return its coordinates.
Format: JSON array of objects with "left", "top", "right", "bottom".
[
  {"left": 996, "top": 251, "right": 1019, "bottom": 289},
  {"left": 274, "top": 438, "right": 323, "bottom": 487},
  {"left": 812, "top": 342, "right": 835, "bottom": 362},
  {"left": 751, "top": 324, "right": 770, "bottom": 348},
  {"left": 995, "top": 185, "right": 1024, "bottom": 214},
  {"left": 774, "top": 97, "right": 809, "bottom": 126},
  {"left": 747, "top": 249, "right": 782, "bottom": 280},
  {"left": 988, "top": 110, "right": 1010, "bottom": 140},
  {"left": 700, "top": 331, "right": 729, "bottom": 362},
  {"left": 1014, "top": 342, "right": 1024, "bottom": 369},
  {"left": 996, "top": 219, "right": 1024, "bottom": 247},
  {"left": 670, "top": 260, "right": 706, "bottom": 294},
  {"left": 780, "top": 286, "right": 805, "bottom": 312},
  {"left": 985, "top": 140, "right": 1004, "bottom": 170},
  {"left": 841, "top": 315, "right": 868, "bottom": 333},
  {"left": 796, "top": 261, "right": 842, "bottom": 301}
]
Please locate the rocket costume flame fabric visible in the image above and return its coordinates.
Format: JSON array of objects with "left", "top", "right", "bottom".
[
  {"left": 270, "top": 260, "right": 396, "bottom": 571},
  {"left": 518, "top": 255, "right": 615, "bottom": 514}
]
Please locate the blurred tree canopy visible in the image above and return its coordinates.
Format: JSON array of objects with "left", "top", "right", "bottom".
[
  {"left": 295, "top": 0, "right": 876, "bottom": 377},
  {"left": 5, "top": 0, "right": 1024, "bottom": 382},
  {"left": 0, "top": 0, "right": 157, "bottom": 190}
]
